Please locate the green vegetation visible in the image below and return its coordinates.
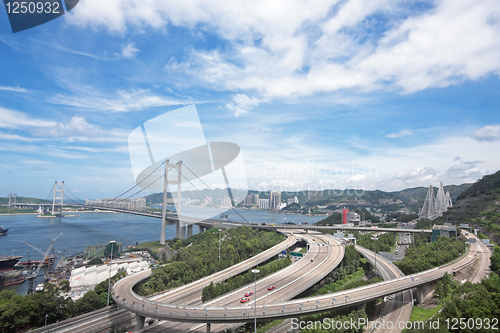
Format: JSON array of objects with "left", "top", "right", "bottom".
[
  {"left": 88, "top": 257, "right": 104, "bottom": 265},
  {"left": 0, "top": 270, "right": 125, "bottom": 333},
  {"left": 0, "top": 206, "right": 37, "bottom": 214},
  {"left": 395, "top": 237, "right": 466, "bottom": 275},
  {"left": 433, "top": 170, "right": 500, "bottom": 243},
  {"left": 405, "top": 271, "right": 500, "bottom": 333},
  {"left": 317, "top": 209, "right": 381, "bottom": 225},
  {"left": 356, "top": 231, "right": 395, "bottom": 253},
  {"left": 386, "top": 212, "right": 419, "bottom": 223},
  {"left": 0, "top": 197, "right": 51, "bottom": 205},
  {"left": 127, "top": 240, "right": 166, "bottom": 260},
  {"left": 202, "top": 256, "right": 291, "bottom": 302},
  {"left": 137, "top": 226, "right": 284, "bottom": 296}
]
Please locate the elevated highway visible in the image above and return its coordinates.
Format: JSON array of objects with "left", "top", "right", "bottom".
[
  {"left": 70, "top": 204, "right": 433, "bottom": 235},
  {"left": 139, "top": 232, "right": 344, "bottom": 332},
  {"left": 112, "top": 241, "right": 478, "bottom": 325}
]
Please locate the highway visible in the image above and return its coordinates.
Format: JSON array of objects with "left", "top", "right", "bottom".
[
  {"left": 111, "top": 235, "right": 478, "bottom": 325},
  {"left": 357, "top": 246, "right": 412, "bottom": 333},
  {"left": 60, "top": 231, "right": 298, "bottom": 333},
  {"left": 464, "top": 231, "right": 491, "bottom": 283},
  {"left": 138, "top": 232, "right": 344, "bottom": 332}
]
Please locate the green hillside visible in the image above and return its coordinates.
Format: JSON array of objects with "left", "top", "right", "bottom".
[
  {"left": 0, "top": 196, "right": 51, "bottom": 204},
  {"left": 439, "top": 170, "right": 500, "bottom": 243}
]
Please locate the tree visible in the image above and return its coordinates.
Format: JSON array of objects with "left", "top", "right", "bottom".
[{"left": 59, "top": 280, "right": 71, "bottom": 292}]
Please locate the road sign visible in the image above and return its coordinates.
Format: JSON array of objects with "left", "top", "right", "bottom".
[
  {"left": 290, "top": 252, "right": 303, "bottom": 257},
  {"left": 482, "top": 239, "right": 490, "bottom": 245}
]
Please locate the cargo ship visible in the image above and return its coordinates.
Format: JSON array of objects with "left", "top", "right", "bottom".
[
  {"left": 0, "top": 255, "right": 25, "bottom": 287},
  {"left": 0, "top": 255, "right": 22, "bottom": 271}
]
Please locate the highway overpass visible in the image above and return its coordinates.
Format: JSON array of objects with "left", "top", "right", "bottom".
[{"left": 112, "top": 232, "right": 477, "bottom": 326}]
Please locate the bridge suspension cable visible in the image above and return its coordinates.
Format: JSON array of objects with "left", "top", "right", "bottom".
[{"left": 182, "top": 162, "right": 249, "bottom": 223}]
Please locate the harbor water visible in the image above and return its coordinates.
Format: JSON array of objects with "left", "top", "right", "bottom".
[{"left": 0, "top": 208, "right": 326, "bottom": 295}]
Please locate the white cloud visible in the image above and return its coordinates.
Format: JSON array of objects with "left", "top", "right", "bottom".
[
  {"left": 385, "top": 129, "right": 413, "bottom": 138},
  {"left": 33, "top": 116, "right": 108, "bottom": 138},
  {"left": 48, "top": 88, "right": 188, "bottom": 112},
  {"left": 225, "top": 94, "right": 265, "bottom": 117},
  {"left": 472, "top": 124, "right": 500, "bottom": 142},
  {"left": 0, "top": 107, "right": 57, "bottom": 129},
  {"left": 122, "top": 42, "right": 140, "bottom": 59},
  {"left": 66, "top": 0, "right": 500, "bottom": 99},
  {"left": 0, "top": 85, "right": 28, "bottom": 93}
]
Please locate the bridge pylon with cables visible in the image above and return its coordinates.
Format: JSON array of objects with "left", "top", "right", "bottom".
[
  {"left": 162, "top": 159, "right": 184, "bottom": 244},
  {"left": 51, "top": 181, "right": 64, "bottom": 215}
]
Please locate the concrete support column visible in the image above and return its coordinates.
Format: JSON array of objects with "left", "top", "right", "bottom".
[
  {"left": 136, "top": 314, "right": 145, "bottom": 331},
  {"left": 176, "top": 223, "right": 186, "bottom": 239},
  {"left": 187, "top": 224, "right": 193, "bottom": 238},
  {"left": 416, "top": 286, "right": 424, "bottom": 304},
  {"left": 358, "top": 303, "right": 367, "bottom": 312},
  {"left": 396, "top": 233, "right": 398, "bottom": 244},
  {"left": 206, "top": 323, "right": 211, "bottom": 332},
  {"left": 199, "top": 226, "right": 205, "bottom": 233}
]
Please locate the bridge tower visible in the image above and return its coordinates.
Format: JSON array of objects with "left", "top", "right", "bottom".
[
  {"left": 51, "top": 181, "right": 64, "bottom": 215},
  {"left": 161, "top": 160, "right": 183, "bottom": 245},
  {"left": 8, "top": 193, "right": 11, "bottom": 207}
]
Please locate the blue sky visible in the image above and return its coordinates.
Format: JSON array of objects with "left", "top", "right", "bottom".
[{"left": 1, "top": 0, "right": 500, "bottom": 199}]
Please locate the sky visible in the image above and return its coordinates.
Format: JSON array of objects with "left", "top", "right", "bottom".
[{"left": 1, "top": 0, "right": 500, "bottom": 200}]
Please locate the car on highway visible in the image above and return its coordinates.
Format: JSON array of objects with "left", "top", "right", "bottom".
[
  {"left": 245, "top": 291, "right": 254, "bottom": 297},
  {"left": 268, "top": 285, "right": 276, "bottom": 290},
  {"left": 240, "top": 297, "right": 250, "bottom": 303}
]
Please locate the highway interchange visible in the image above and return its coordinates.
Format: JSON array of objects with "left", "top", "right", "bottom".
[
  {"left": 46, "top": 226, "right": 492, "bottom": 333},
  {"left": 109, "top": 228, "right": 490, "bottom": 333}
]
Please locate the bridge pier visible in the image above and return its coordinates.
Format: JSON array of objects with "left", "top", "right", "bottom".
[
  {"left": 176, "top": 223, "right": 187, "bottom": 240},
  {"left": 187, "top": 224, "right": 193, "bottom": 238},
  {"left": 199, "top": 226, "right": 205, "bottom": 233},
  {"left": 206, "top": 323, "right": 211, "bottom": 332},
  {"left": 358, "top": 303, "right": 367, "bottom": 312},
  {"left": 135, "top": 314, "right": 145, "bottom": 331},
  {"left": 416, "top": 286, "right": 425, "bottom": 304}
]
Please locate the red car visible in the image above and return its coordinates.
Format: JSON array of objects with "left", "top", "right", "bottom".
[
  {"left": 268, "top": 285, "right": 276, "bottom": 290},
  {"left": 245, "top": 291, "right": 254, "bottom": 297},
  {"left": 240, "top": 297, "right": 250, "bottom": 303}
]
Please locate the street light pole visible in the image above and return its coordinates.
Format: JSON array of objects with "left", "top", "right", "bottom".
[
  {"left": 371, "top": 237, "right": 378, "bottom": 276},
  {"left": 251, "top": 269, "right": 260, "bottom": 333},
  {"left": 218, "top": 229, "right": 222, "bottom": 263},
  {"left": 107, "top": 240, "right": 116, "bottom": 307}
]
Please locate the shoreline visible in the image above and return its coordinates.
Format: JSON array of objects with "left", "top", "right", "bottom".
[{"left": 0, "top": 210, "right": 119, "bottom": 216}]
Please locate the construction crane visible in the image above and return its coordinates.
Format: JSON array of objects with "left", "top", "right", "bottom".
[{"left": 16, "top": 233, "right": 63, "bottom": 293}]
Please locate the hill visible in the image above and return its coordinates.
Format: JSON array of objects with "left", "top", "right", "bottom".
[
  {"left": 438, "top": 170, "right": 500, "bottom": 243},
  {"left": 144, "top": 184, "right": 471, "bottom": 215},
  {"left": 0, "top": 196, "right": 51, "bottom": 204}
]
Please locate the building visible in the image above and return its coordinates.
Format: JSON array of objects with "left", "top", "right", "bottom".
[
  {"left": 347, "top": 211, "right": 360, "bottom": 224},
  {"left": 244, "top": 195, "right": 253, "bottom": 206},
  {"left": 204, "top": 196, "right": 212, "bottom": 205},
  {"left": 431, "top": 224, "right": 457, "bottom": 242},
  {"left": 278, "top": 203, "right": 287, "bottom": 210},
  {"left": 342, "top": 208, "right": 349, "bottom": 224},
  {"left": 85, "top": 198, "right": 146, "bottom": 211},
  {"left": 258, "top": 199, "right": 270, "bottom": 209},
  {"left": 221, "top": 197, "right": 232, "bottom": 208},
  {"left": 253, "top": 194, "right": 259, "bottom": 205},
  {"left": 269, "top": 191, "right": 281, "bottom": 210},
  {"left": 287, "top": 196, "right": 299, "bottom": 205}
]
